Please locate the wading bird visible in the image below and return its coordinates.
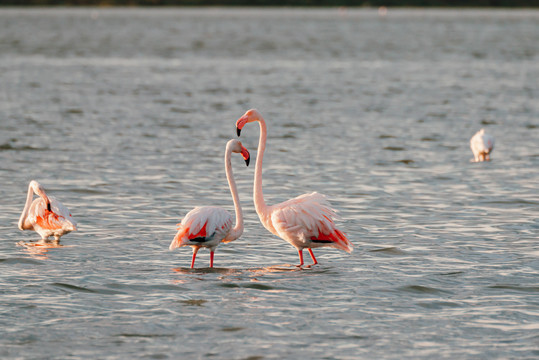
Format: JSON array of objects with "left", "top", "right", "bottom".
[
  {"left": 236, "top": 109, "right": 352, "bottom": 267},
  {"left": 18, "top": 180, "right": 77, "bottom": 243},
  {"left": 169, "top": 139, "right": 250, "bottom": 268},
  {"left": 470, "top": 128, "right": 494, "bottom": 162}
]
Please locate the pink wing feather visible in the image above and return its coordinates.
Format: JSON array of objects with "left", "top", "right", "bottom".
[
  {"left": 270, "top": 192, "right": 353, "bottom": 253},
  {"left": 30, "top": 196, "right": 77, "bottom": 233},
  {"left": 170, "top": 206, "right": 233, "bottom": 250}
]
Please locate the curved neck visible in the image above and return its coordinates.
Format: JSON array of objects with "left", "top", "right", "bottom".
[
  {"left": 225, "top": 147, "right": 244, "bottom": 240},
  {"left": 18, "top": 184, "right": 35, "bottom": 230},
  {"left": 254, "top": 117, "right": 269, "bottom": 216}
]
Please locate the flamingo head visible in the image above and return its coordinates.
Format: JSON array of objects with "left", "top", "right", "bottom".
[
  {"left": 227, "top": 139, "right": 250, "bottom": 166},
  {"left": 30, "top": 180, "right": 51, "bottom": 210},
  {"left": 236, "top": 109, "right": 262, "bottom": 137}
]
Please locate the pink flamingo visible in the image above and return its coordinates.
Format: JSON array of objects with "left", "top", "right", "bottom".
[
  {"left": 236, "top": 109, "right": 353, "bottom": 267},
  {"left": 470, "top": 128, "right": 495, "bottom": 162},
  {"left": 169, "top": 139, "right": 250, "bottom": 268},
  {"left": 18, "top": 180, "right": 77, "bottom": 243}
]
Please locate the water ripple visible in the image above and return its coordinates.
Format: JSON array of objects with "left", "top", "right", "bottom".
[
  {"left": 0, "top": 257, "right": 44, "bottom": 265},
  {"left": 396, "top": 285, "right": 453, "bottom": 295},
  {"left": 1, "top": 7, "right": 538, "bottom": 360}
]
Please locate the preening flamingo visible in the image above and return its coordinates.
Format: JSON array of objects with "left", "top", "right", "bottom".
[
  {"left": 18, "top": 180, "right": 77, "bottom": 243},
  {"left": 169, "top": 139, "right": 250, "bottom": 268},
  {"left": 236, "top": 109, "right": 353, "bottom": 267},
  {"left": 470, "top": 128, "right": 494, "bottom": 162}
]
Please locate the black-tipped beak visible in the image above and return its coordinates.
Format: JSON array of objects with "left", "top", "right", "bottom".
[
  {"left": 245, "top": 156, "right": 250, "bottom": 167},
  {"left": 47, "top": 202, "right": 52, "bottom": 212},
  {"left": 236, "top": 127, "right": 242, "bottom": 137}
]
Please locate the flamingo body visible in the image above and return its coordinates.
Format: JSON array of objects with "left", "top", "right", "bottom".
[
  {"left": 170, "top": 206, "right": 233, "bottom": 251},
  {"left": 470, "top": 128, "right": 494, "bottom": 162},
  {"left": 236, "top": 109, "right": 353, "bottom": 266},
  {"left": 268, "top": 192, "right": 352, "bottom": 253},
  {"left": 169, "top": 139, "right": 250, "bottom": 268},
  {"left": 19, "top": 180, "right": 77, "bottom": 242}
]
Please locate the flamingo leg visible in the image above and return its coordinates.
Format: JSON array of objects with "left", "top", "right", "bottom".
[
  {"left": 297, "top": 249, "right": 304, "bottom": 267},
  {"left": 190, "top": 247, "right": 200, "bottom": 269},
  {"left": 307, "top": 249, "right": 318, "bottom": 265},
  {"left": 209, "top": 251, "right": 215, "bottom": 268}
]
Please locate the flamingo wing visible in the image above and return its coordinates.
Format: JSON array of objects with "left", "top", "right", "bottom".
[
  {"left": 270, "top": 192, "right": 353, "bottom": 253},
  {"left": 170, "top": 206, "right": 233, "bottom": 250},
  {"left": 49, "top": 196, "right": 77, "bottom": 228},
  {"left": 30, "top": 197, "right": 76, "bottom": 233}
]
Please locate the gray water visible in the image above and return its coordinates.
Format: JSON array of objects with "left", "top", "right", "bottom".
[{"left": 1, "top": 7, "right": 538, "bottom": 359}]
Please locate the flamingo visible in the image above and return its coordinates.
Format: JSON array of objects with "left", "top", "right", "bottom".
[
  {"left": 18, "top": 180, "right": 77, "bottom": 243},
  {"left": 470, "top": 128, "right": 495, "bottom": 162},
  {"left": 236, "top": 109, "right": 353, "bottom": 267},
  {"left": 169, "top": 139, "right": 250, "bottom": 268}
]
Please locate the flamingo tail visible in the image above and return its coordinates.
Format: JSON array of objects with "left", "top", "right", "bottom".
[{"left": 329, "top": 230, "right": 353, "bottom": 253}]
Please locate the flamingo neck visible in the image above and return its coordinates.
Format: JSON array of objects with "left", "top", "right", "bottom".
[
  {"left": 253, "top": 116, "right": 269, "bottom": 217},
  {"left": 225, "top": 145, "right": 244, "bottom": 241},
  {"left": 18, "top": 184, "right": 35, "bottom": 230}
]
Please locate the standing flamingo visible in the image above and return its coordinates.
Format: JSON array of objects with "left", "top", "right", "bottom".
[
  {"left": 470, "top": 128, "right": 495, "bottom": 162},
  {"left": 169, "top": 139, "right": 250, "bottom": 268},
  {"left": 236, "top": 109, "right": 353, "bottom": 267},
  {"left": 18, "top": 180, "right": 77, "bottom": 243}
]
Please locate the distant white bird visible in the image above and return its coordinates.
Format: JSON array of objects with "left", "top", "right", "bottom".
[
  {"left": 18, "top": 180, "right": 77, "bottom": 243},
  {"left": 169, "top": 139, "right": 250, "bottom": 268},
  {"left": 470, "top": 129, "right": 494, "bottom": 162}
]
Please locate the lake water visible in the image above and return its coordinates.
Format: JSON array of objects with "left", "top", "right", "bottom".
[{"left": 1, "top": 7, "right": 538, "bottom": 359}]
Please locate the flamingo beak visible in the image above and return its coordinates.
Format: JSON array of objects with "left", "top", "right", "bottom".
[
  {"left": 241, "top": 147, "right": 250, "bottom": 166},
  {"left": 236, "top": 116, "right": 248, "bottom": 137},
  {"left": 47, "top": 202, "right": 52, "bottom": 212}
]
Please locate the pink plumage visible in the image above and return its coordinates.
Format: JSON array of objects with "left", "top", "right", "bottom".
[
  {"left": 236, "top": 109, "right": 353, "bottom": 267},
  {"left": 270, "top": 192, "right": 352, "bottom": 252},
  {"left": 169, "top": 139, "right": 250, "bottom": 268},
  {"left": 169, "top": 206, "right": 234, "bottom": 268},
  {"left": 18, "top": 180, "right": 77, "bottom": 243}
]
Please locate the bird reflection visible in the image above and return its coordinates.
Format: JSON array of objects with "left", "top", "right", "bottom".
[{"left": 16, "top": 240, "right": 68, "bottom": 260}]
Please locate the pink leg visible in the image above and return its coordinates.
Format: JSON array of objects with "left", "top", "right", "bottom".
[
  {"left": 297, "top": 249, "right": 304, "bottom": 267},
  {"left": 307, "top": 249, "right": 318, "bottom": 265},
  {"left": 209, "top": 251, "right": 214, "bottom": 268},
  {"left": 190, "top": 247, "right": 199, "bottom": 269}
]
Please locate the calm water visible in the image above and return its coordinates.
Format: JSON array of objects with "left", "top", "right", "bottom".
[{"left": 1, "top": 7, "right": 538, "bottom": 359}]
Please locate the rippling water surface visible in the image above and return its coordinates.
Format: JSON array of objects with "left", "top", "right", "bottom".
[{"left": 1, "top": 7, "right": 538, "bottom": 359}]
